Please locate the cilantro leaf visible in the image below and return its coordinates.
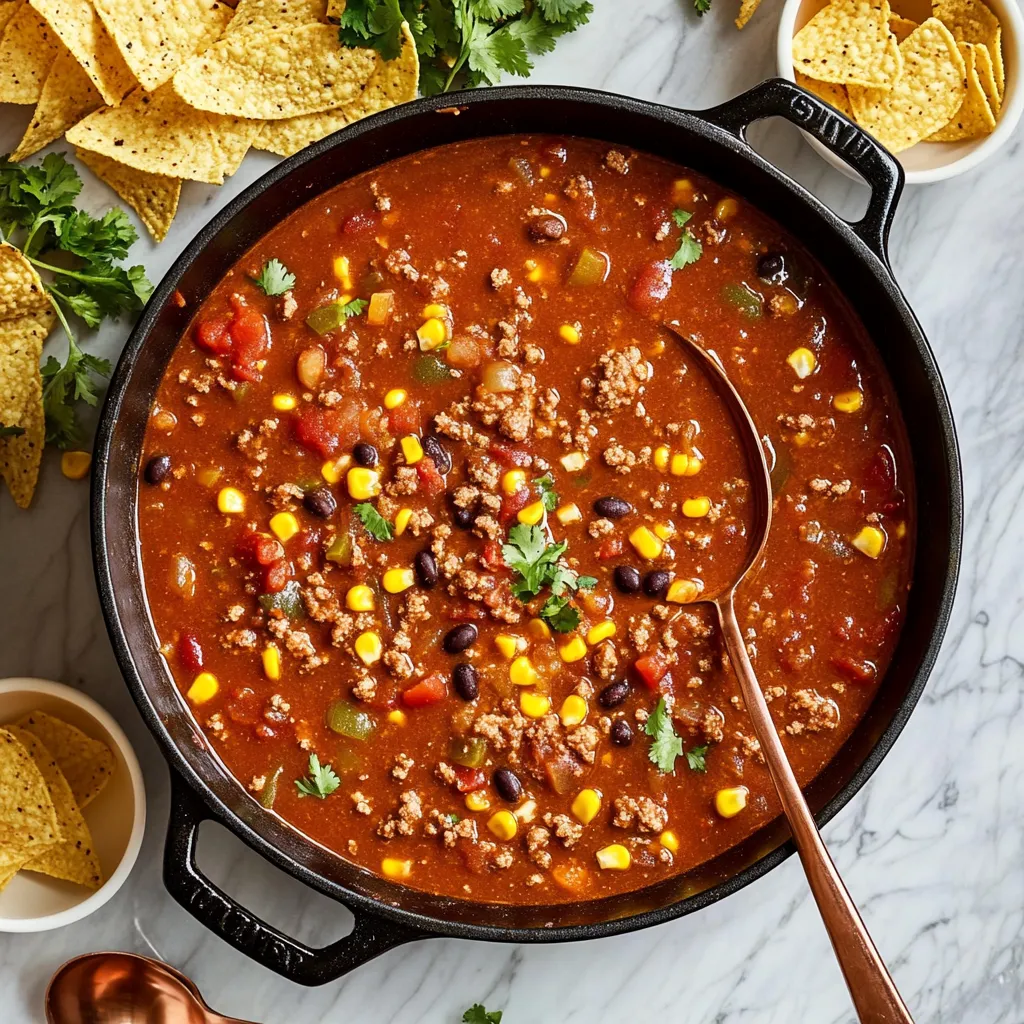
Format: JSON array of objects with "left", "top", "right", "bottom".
[
  {"left": 57, "top": 207, "right": 137, "bottom": 262},
  {"left": 533, "top": 472, "right": 558, "bottom": 511},
  {"left": 40, "top": 339, "right": 111, "bottom": 449},
  {"left": 340, "top": 297, "right": 368, "bottom": 319},
  {"left": 354, "top": 501, "right": 394, "bottom": 541},
  {"left": 0, "top": 424, "right": 25, "bottom": 438},
  {"left": 471, "top": 0, "right": 524, "bottom": 17},
  {"left": 535, "top": 0, "right": 591, "bottom": 21},
  {"left": 252, "top": 258, "right": 296, "bottom": 296},
  {"left": 463, "top": 1006, "right": 503, "bottom": 1024},
  {"left": 645, "top": 697, "right": 684, "bottom": 773},
  {"left": 686, "top": 744, "right": 709, "bottom": 773},
  {"left": 694, "top": 0, "right": 712, "bottom": 13},
  {"left": 295, "top": 753, "right": 341, "bottom": 799},
  {"left": 539, "top": 593, "right": 580, "bottom": 633},
  {"left": 503, "top": 524, "right": 564, "bottom": 599},
  {"left": 670, "top": 208, "right": 703, "bottom": 270},
  {"left": 466, "top": 21, "right": 530, "bottom": 85}
]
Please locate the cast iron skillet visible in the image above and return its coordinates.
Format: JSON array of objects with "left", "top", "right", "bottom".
[{"left": 92, "top": 79, "right": 962, "bottom": 986}]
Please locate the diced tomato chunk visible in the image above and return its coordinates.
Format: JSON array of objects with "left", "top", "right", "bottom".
[
  {"left": 401, "top": 673, "right": 447, "bottom": 708},
  {"left": 864, "top": 445, "right": 896, "bottom": 492},
  {"left": 227, "top": 294, "right": 271, "bottom": 382},
  {"left": 453, "top": 766, "right": 486, "bottom": 793},
  {"left": 598, "top": 536, "right": 624, "bottom": 560},
  {"left": 481, "top": 539, "right": 506, "bottom": 571},
  {"left": 488, "top": 442, "right": 531, "bottom": 467},
  {"left": 177, "top": 631, "right": 204, "bottom": 674},
  {"left": 236, "top": 530, "right": 285, "bottom": 566},
  {"left": 387, "top": 399, "right": 421, "bottom": 435},
  {"left": 262, "top": 561, "right": 290, "bottom": 594},
  {"left": 635, "top": 650, "right": 671, "bottom": 690},
  {"left": 224, "top": 686, "right": 259, "bottom": 725},
  {"left": 294, "top": 407, "right": 344, "bottom": 458},
  {"left": 341, "top": 209, "right": 378, "bottom": 234},
  {"left": 499, "top": 487, "right": 530, "bottom": 523},
  {"left": 194, "top": 316, "right": 232, "bottom": 356},
  {"left": 416, "top": 456, "right": 445, "bottom": 497},
  {"left": 628, "top": 259, "right": 673, "bottom": 313},
  {"left": 831, "top": 656, "right": 877, "bottom": 683}
]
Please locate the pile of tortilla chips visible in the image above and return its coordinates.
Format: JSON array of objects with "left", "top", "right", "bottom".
[
  {"left": 0, "top": 0, "right": 420, "bottom": 242},
  {"left": 792, "top": 0, "right": 1005, "bottom": 152},
  {"left": 0, "top": 710, "right": 115, "bottom": 893}
]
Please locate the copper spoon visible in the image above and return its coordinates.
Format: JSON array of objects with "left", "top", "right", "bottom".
[
  {"left": 45, "top": 951, "right": 254, "bottom": 1024},
  {"left": 664, "top": 324, "right": 913, "bottom": 1024}
]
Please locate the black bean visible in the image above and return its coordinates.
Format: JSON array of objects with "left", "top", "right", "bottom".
[
  {"left": 422, "top": 435, "right": 452, "bottom": 474},
  {"left": 594, "top": 496, "right": 632, "bottom": 519},
  {"left": 443, "top": 623, "right": 478, "bottom": 654},
  {"left": 757, "top": 252, "right": 788, "bottom": 285},
  {"left": 643, "top": 570, "right": 671, "bottom": 599},
  {"left": 613, "top": 565, "right": 641, "bottom": 594},
  {"left": 303, "top": 486, "right": 337, "bottom": 518},
  {"left": 526, "top": 215, "right": 565, "bottom": 242},
  {"left": 452, "top": 663, "right": 479, "bottom": 701},
  {"left": 493, "top": 767, "right": 523, "bottom": 802},
  {"left": 353, "top": 442, "right": 379, "bottom": 468},
  {"left": 414, "top": 549, "right": 438, "bottom": 589},
  {"left": 598, "top": 680, "right": 630, "bottom": 708},
  {"left": 143, "top": 454, "right": 171, "bottom": 485},
  {"left": 610, "top": 719, "right": 633, "bottom": 747},
  {"left": 452, "top": 507, "right": 473, "bottom": 530}
]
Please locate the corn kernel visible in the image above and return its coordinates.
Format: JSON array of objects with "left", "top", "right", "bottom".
[
  {"left": 559, "top": 636, "right": 587, "bottom": 663},
  {"left": 262, "top": 645, "right": 281, "bottom": 681},
  {"left": 672, "top": 178, "right": 693, "bottom": 204},
  {"left": 345, "top": 585, "right": 375, "bottom": 612},
  {"left": 381, "top": 857, "right": 412, "bottom": 879},
  {"left": 60, "top": 450, "right": 91, "bottom": 480},
  {"left": 320, "top": 455, "right": 350, "bottom": 483},
  {"left": 526, "top": 261, "right": 544, "bottom": 283},
  {"left": 502, "top": 469, "right": 526, "bottom": 494},
  {"left": 659, "top": 830, "right": 680, "bottom": 853},
  {"left": 527, "top": 618, "right": 551, "bottom": 640},
  {"left": 465, "top": 790, "right": 491, "bottom": 812},
  {"left": 383, "top": 567, "right": 415, "bottom": 594},
  {"left": 517, "top": 500, "right": 546, "bottom": 526},
  {"left": 509, "top": 655, "right": 539, "bottom": 687},
  {"left": 682, "top": 497, "right": 711, "bottom": 518},
  {"left": 187, "top": 672, "right": 219, "bottom": 704},
  {"left": 422, "top": 303, "right": 449, "bottom": 319},
  {"left": 559, "top": 694, "right": 588, "bottom": 727},
  {"left": 543, "top": 192, "right": 557, "bottom": 204},
  {"left": 787, "top": 346, "right": 817, "bottom": 379},
  {"left": 399, "top": 435, "right": 424, "bottom": 465},
  {"left": 555, "top": 502, "right": 582, "bottom": 525},
  {"left": 540, "top": 165, "right": 551, "bottom": 178},
  {"left": 346, "top": 467, "right": 381, "bottom": 500},
  {"left": 487, "top": 809, "right": 518, "bottom": 840},
  {"left": 269, "top": 512, "right": 300, "bottom": 542},
  {"left": 654, "top": 522, "right": 675, "bottom": 541},
  {"left": 495, "top": 634, "right": 519, "bottom": 659},
  {"left": 586, "top": 621, "right": 616, "bottom": 645},
  {"left": 792, "top": 431, "right": 812, "bottom": 447},
  {"left": 387, "top": 709, "right": 407, "bottom": 726},
  {"left": 715, "top": 196, "right": 739, "bottom": 221},
  {"left": 355, "top": 631, "right": 383, "bottom": 665},
  {"left": 600, "top": 751, "right": 613, "bottom": 766},
  {"left": 654, "top": 445, "right": 671, "bottom": 471},
  {"left": 559, "top": 323, "right": 580, "bottom": 344},
  {"left": 628, "top": 525, "right": 664, "bottom": 560},
  {"left": 416, "top": 316, "right": 449, "bottom": 350},
  {"left": 595, "top": 844, "right": 631, "bottom": 870},
  {"left": 671, "top": 453, "right": 703, "bottom": 476},
  {"left": 384, "top": 388, "right": 407, "bottom": 409},
  {"left": 216, "top": 487, "right": 246, "bottom": 514},
  {"left": 833, "top": 389, "right": 864, "bottom": 413},
  {"left": 560, "top": 451, "right": 587, "bottom": 472},
  {"left": 394, "top": 508, "right": 413, "bottom": 536},
  {"left": 684, "top": 454, "right": 703, "bottom": 476},
  {"left": 271, "top": 393, "right": 297, "bottom": 412},
  {"left": 519, "top": 690, "right": 550, "bottom": 719},
  {"left": 333, "top": 255, "right": 353, "bottom": 291},
  {"left": 572, "top": 788, "right": 602, "bottom": 825},
  {"left": 895, "top": 521, "right": 907, "bottom": 540},
  {"left": 714, "top": 786, "right": 749, "bottom": 819},
  {"left": 196, "top": 467, "right": 222, "bottom": 488},
  {"left": 667, "top": 578, "right": 703, "bottom": 604},
  {"left": 852, "top": 525, "right": 886, "bottom": 559}
]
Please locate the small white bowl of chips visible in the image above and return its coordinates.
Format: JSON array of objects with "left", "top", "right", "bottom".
[
  {"left": 0, "top": 678, "right": 145, "bottom": 932},
  {"left": 778, "top": 0, "right": 1023, "bottom": 183}
]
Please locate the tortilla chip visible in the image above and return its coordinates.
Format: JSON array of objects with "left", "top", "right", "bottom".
[
  {"left": 848, "top": 17, "right": 966, "bottom": 152},
  {"left": 67, "top": 82, "right": 261, "bottom": 185},
  {"left": 0, "top": 0, "right": 20, "bottom": 37},
  {"left": 933, "top": 0, "right": 1003, "bottom": 95},
  {"left": 736, "top": 0, "right": 762, "bottom": 29},
  {"left": 0, "top": 727, "right": 61, "bottom": 854},
  {"left": 0, "top": 0, "right": 60, "bottom": 104},
  {"left": 91, "top": 0, "right": 232, "bottom": 92},
  {"left": 0, "top": 305, "right": 46, "bottom": 427},
  {"left": 256, "top": 21, "right": 419, "bottom": 157},
  {"left": 927, "top": 40, "right": 997, "bottom": 139},
  {"left": 793, "top": 0, "right": 902, "bottom": 88},
  {"left": 227, "top": 0, "right": 327, "bottom": 33},
  {"left": 171, "top": 22, "right": 378, "bottom": 120},
  {"left": 971, "top": 40, "right": 1000, "bottom": 113},
  {"left": 795, "top": 69, "right": 854, "bottom": 116},
  {"left": 326, "top": 0, "right": 344, "bottom": 19},
  {"left": 76, "top": 149, "right": 181, "bottom": 242},
  {"left": 10, "top": 45, "right": 104, "bottom": 162},
  {"left": 28, "top": 0, "right": 135, "bottom": 105},
  {"left": 0, "top": 242, "right": 50, "bottom": 321},
  {"left": 7, "top": 727, "right": 102, "bottom": 889},
  {"left": 888, "top": 14, "right": 918, "bottom": 41}
]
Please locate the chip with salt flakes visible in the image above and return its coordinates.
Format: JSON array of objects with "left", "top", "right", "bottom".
[
  {"left": 0, "top": 1, "right": 60, "bottom": 104},
  {"left": 793, "top": 0, "right": 903, "bottom": 88},
  {"left": 0, "top": 0, "right": 19, "bottom": 37},
  {"left": 11, "top": 45, "right": 103, "bottom": 162},
  {"left": 971, "top": 40, "right": 1000, "bottom": 113},
  {"left": 0, "top": 727, "right": 60, "bottom": 854},
  {"left": 326, "top": 0, "right": 344, "bottom": 19},
  {"left": 933, "top": 0, "right": 1003, "bottom": 95},
  {"left": 795, "top": 69, "right": 854, "bottom": 116},
  {"left": 848, "top": 17, "right": 966, "bottom": 153},
  {"left": 927, "top": 40, "right": 997, "bottom": 139},
  {"left": 0, "top": 242, "right": 50, "bottom": 322},
  {"left": 227, "top": 0, "right": 328, "bottom": 34}
]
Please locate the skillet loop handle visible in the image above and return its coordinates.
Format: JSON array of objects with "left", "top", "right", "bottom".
[
  {"left": 164, "top": 772, "right": 423, "bottom": 986},
  {"left": 701, "top": 77, "right": 903, "bottom": 263}
]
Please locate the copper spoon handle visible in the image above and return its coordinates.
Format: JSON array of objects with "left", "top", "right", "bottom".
[{"left": 716, "top": 593, "right": 914, "bottom": 1024}]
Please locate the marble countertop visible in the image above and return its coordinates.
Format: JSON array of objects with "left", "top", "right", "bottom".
[{"left": 2, "top": 2, "right": 1022, "bottom": 1021}]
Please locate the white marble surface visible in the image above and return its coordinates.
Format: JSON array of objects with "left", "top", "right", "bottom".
[{"left": 2, "top": 2, "right": 1022, "bottom": 1021}]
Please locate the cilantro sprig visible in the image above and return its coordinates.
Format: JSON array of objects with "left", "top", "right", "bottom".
[
  {"left": 463, "top": 1006, "right": 503, "bottom": 1024},
  {"left": 645, "top": 697, "right": 684, "bottom": 773},
  {"left": 252, "top": 257, "right": 295, "bottom": 296},
  {"left": 669, "top": 209, "right": 703, "bottom": 270},
  {"left": 339, "top": 0, "right": 594, "bottom": 95},
  {"left": 0, "top": 153, "right": 152, "bottom": 448},
  {"left": 354, "top": 501, "right": 394, "bottom": 541},
  {"left": 533, "top": 472, "right": 558, "bottom": 511},
  {"left": 295, "top": 753, "right": 341, "bottom": 799}
]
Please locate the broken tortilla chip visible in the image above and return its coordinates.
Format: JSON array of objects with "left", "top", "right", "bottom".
[
  {"left": 848, "top": 17, "right": 966, "bottom": 152},
  {"left": 28, "top": 0, "right": 135, "bottom": 105},
  {"left": 933, "top": 0, "right": 1003, "bottom": 96},
  {"left": 888, "top": 14, "right": 918, "bottom": 42},
  {"left": 735, "top": 0, "right": 762, "bottom": 29},
  {"left": 927, "top": 40, "right": 997, "bottom": 139},
  {"left": 11, "top": 45, "right": 104, "bottom": 162},
  {"left": 0, "top": 0, "right": 19, "bottom": 37},
  {"left": 76, "top": 149, "right": 181, "bottom": 243},
  {"left": 91, "top": 0, "right": 232, "bottom": 92},
  {"left": 0, "top": 727, "right": 61, "bottom": 855},
  {"left": 0, "top": 242, "right": 50, "bottom": 321},
  {"left": 795, "top": 69, "right": 854, "bottom": 116},
  {"left": 793, "top": 0, "right": 903, "bottom": 88},
  {"left": 971, "top": 40, "right": 1000, "bottom": 113},
  {"left": 0, "top": 0, "right": 60, "bottom": 104},
  {"left": 14, "top": 711, "right": 114, "bottom": 809},
  {"left": 326, "top": 0, "right": 344, "bottom": 20}
]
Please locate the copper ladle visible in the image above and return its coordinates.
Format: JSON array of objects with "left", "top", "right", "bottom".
[
  {"left": 665, "top": 323, "right": 912, "bottom": 1023},
  {"left": 45, "top": 951, "right": 253, "bottom": 1024}
]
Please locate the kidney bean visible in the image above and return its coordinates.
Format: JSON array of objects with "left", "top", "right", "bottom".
[
  {"left": 144, "top": 454, "right": 171, "bottom": 484},
  {"left": 594, "top": 496, "right": 632, "bottom": 519},
  {"left": 414, "top": 550, "right": 438, "bottom": 589},
  {"left": 493, "top": 768, "right": 522, "bottom": 802},
  {"left": 526, "top": 215, "right": 565, "bottom": 242},
  {"left": 443, "top": 623, "right": 478, "bottom": 654}
]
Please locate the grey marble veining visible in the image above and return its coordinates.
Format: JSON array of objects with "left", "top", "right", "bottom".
[{"left": 2, "top": 1, "right": 1022, "bottom": 1020}]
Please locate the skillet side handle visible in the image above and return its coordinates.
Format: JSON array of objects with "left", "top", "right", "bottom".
[
  {"left": 164, "top": 772, "right": 424, "bottom": 986},
  {"left": 700, "top": 77, "right": 903, "bottom": 263}
]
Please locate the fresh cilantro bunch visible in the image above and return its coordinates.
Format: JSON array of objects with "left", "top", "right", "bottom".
[
  {"left": 339, "top": 0, "right": 594, "bottom": 95},
  {"left": 0, "top": 153, "right": 153, "bottom": 448}
]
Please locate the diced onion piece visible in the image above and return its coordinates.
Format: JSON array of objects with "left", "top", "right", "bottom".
[
  {"left": 481, "top": 359, "right": 520, "bottom": 394},
  {"left": 446, "top": 335, "right": 486, "bottom": 369},
  {"left": 296, "top": 346, "right": 326, "bottom": 390}
]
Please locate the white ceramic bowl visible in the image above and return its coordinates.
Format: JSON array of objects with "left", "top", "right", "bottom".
[
  {"left": 777, "top": 0, "right": 1024, "bottom": 183},
  {"left": 0, "top": 678, "right": 146, "bottom": 932}
]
